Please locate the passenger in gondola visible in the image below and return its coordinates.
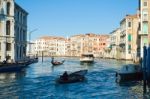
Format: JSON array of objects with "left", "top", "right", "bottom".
[
  {"left": 62, "top": 71, "right": 69, "bottom": 81},
  {"left": 2, "top": 60, "right": 7, "bottom": 64}
]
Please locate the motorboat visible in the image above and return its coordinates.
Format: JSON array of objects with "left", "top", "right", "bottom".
[
  {"left": 116, "top": 64, "right": 143, "bottom": 83},
  {"left": 56, "top": 70, "right": 88, "bottom": 84},
  {"left": 80, "top": 53, "right": 94, "bottom": 63}
]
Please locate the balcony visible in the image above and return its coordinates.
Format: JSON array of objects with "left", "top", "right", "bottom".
[
  {"left": 139, "top": 30, "right": 148, "bottom": 35},
  {"left": 142, "top": 17, "right": 148, "bottom": 22}
]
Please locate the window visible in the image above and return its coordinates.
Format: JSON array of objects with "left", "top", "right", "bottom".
[
  {"left": 7, "top": 2, "right": 11, "bottom": 15},
  {"left": 128, "top": 45, "right": 131, "bottom": 54},
  {"left": 128, "top": 45, "right": 131, "bottom": 50},
  {"left": 128, "top": 34, "right": 131, "bottom": 41},
  {"left": 143, "top": 23, "right": 148, "bottom": 34},
  {"left": 6, "top": 43, "right": 11, "bottom": 51},
  {"left": 6, "top": 21, "right": 10, "bottom": 35},
  {"left": 144, "top": 38, "right": 148, "bottom": 45},
  {"left": 128, "top": 22, "right": 131, "bottom": 27},
  {"left": 144, "top": 2, "right": 147, "bottom": 7}
]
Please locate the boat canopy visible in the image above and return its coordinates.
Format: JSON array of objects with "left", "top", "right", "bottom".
[{"left": 81, "top": 54, "right": 94, "bottom": 57}]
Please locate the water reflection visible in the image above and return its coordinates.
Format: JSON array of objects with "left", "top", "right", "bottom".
[{"left": 0, "top": 70, "right": 26, "bottom": 81}]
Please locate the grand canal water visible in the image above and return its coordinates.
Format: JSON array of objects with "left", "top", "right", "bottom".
[{"left": 0, "top": 57, "right": 149, "bottom": 99}]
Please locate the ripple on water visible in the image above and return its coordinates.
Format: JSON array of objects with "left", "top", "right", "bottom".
[{"left": 0, "top": 58, "right": 146, "bottom": 98}]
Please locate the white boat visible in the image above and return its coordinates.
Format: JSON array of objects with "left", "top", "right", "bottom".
[{"left": 80, "top": 53, "right": 94, "bottom": 63}]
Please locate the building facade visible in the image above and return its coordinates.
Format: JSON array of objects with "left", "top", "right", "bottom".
[
  {"left": 140, "top": 0, "right": 150, "bottom": 57},
  {"left": 35, "top": 36, "right": 66, "bottom": 56},
  {"left": 69, "top": 33, "right": 109, "bottom": 57},
  {"left": 119, "top": 14, "right": 139, "bottom": 60},
  {"left": 0, "top": 0, "right": 28, "bottom": 62},
  {"left": 109, "top": 28, "right": 120, "bottom": 59}
]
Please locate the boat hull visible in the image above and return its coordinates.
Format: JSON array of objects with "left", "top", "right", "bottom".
[
  {"left": 116, "top": 64, "right": 143, "bottom": 83},
  {"left": 116, "top": 72, "right": 143, "bottom": 83},
  {"left": 0, "top": 63, "right": 27, "bottom": 73},
  {"left": 56, "top": 74, "right": 85, "bottom": 84},
  {"left": 56, "top": 70, "right": 87, "bottom": 84}
]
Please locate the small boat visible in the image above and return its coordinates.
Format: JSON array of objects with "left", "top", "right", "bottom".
[
  {"left": 51, "top": 57, "right": 65, "bottom": 66},
  {"left": 51, "top": 60, "right": 65, "bottom": 65},
  {"left": 56, "top": 70, "right": 88, "bottom": 84},
  {"left": 116, "top": 64, "right": 143, "bottom": 83},
  {"left": 80, "top": 53, "right": 94, "bottom": 63}
]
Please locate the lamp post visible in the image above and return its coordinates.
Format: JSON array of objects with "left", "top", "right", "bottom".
[{"left": 28, "top": 29, "right": 38, "bottom": 56}]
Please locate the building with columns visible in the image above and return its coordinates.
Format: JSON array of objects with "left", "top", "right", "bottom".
[{"left": 0, "top": 0, "right": 28, "bottom": 62}]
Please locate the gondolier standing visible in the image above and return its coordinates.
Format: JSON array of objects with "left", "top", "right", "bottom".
[{"left": 62, "top": 71, "right": 69, "bottom": 81}]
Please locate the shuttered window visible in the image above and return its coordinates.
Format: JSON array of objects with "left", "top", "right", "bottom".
[
  {"left": 128, "top": 34, "right": 131, "bottom": 41},
  {"left": 143, "top": 23, "right": 148, "bottom": 34}
]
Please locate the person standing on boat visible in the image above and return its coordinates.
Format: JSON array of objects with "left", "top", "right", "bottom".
[
  {"left": 62, "top": 71, "right": 69, "bottom": 81},
  {"left": 51, "top": 57, "right": 54, "bottom": 63}
]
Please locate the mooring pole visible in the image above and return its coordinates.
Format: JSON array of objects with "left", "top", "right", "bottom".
[
  {"left": 143, "top": 46, "right": 147, "bottom": 93},
  {"left": 42, "top": 51, "right": 43, "bottom": 62},
  {"left": 146, "top": 47, "right": 150, "bottom": 90}
]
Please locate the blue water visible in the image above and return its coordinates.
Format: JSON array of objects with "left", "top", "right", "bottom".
[{"left": 0, "top": 57, "right": 148, "bottom": 99}]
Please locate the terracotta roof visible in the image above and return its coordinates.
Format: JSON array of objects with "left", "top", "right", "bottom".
[{"left": 38, "top": 36, "right": 66, "bottom": 41}]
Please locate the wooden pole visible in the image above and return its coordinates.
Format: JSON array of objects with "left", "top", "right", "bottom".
[
  {"left": 42, "top": 51, "right": 43, "bottom": 62},
  {"left": 146, "top": 47, "right": 150, "bottom": 89},
  {"left": 143, "top": 46, "right": 147, "bottom": 93}
]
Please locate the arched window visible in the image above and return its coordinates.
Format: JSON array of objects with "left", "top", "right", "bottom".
[
  {"left": 6, "top": 21, "right": 10, "bottom": 35},
  {"left": 7, "top": 2, "right": 11, "bottom": 15}
]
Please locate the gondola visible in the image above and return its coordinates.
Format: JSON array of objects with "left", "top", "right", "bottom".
[
  {"left": 51, "top": 57, "right": 65, "bottom": 66},
  {"left": 51, "top": 60, "right": 65, "bottom": 66},
  {"left": 56, "top": 70, "right": 88, "bottom": 84}
]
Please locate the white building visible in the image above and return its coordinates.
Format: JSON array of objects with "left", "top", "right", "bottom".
[
  {"left": 34, "top": 36, "right": 66, "bottom": 56},
  {"left": 0, "top": 0, "right": 28, "bottom": 62},
  {"left": 109, "top": 28, "right": 120, "bottom": 59}
]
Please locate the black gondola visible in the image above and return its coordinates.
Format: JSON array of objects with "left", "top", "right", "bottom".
[
  {"left": 51, "top": 60, "right": 65, "bottom": 65},
  {"left": 51, "top": 57, "right": 65, "bottom": 66},
  {"left": 56, "top": 70, "right": 88, "bottom": 84}
]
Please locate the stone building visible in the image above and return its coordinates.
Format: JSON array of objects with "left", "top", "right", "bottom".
[
  {"left": 139, "top": 0, "right": 150, "bottom": 57},
  {"left": 119, "top": 14, "right": 139, "bottom": 60},
  {"left": 34, "top": 36, "right": 66, "bottom": 57},
  {"left": 0, "top": 0, "right": 28, "bottom": 62}
]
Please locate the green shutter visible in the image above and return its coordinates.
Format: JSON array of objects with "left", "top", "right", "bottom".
[
  {"left": 143, "top": 23, "right": 148, "bottom": 34},
  {"left": 128, "top": 34, "right": 131, "bottom": 41},
  {"left": 144, "top": 38, "right": 148, "bottom": 44},
  {"left": 128, "top": 45, "right": 131, "bottom": 50}
]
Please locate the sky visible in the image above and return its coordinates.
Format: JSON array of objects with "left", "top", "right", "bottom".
[{"left": 15, "top": 0, "right": 138, "bottom": 40}]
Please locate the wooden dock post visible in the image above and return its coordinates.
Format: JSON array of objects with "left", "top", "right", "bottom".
[
  {"left": 146, "top": 47, "right": 150, "bottom": 89},
  {"left": 143, "top": 46, "right": 147, "bottom": 93},
  {"left": 42, "top": 51, "right": 43, "bottom": 62}
]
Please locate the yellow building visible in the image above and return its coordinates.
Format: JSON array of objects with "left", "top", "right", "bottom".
[{"left": 119, "top": 14, "right": 139, "bottom": 60}]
